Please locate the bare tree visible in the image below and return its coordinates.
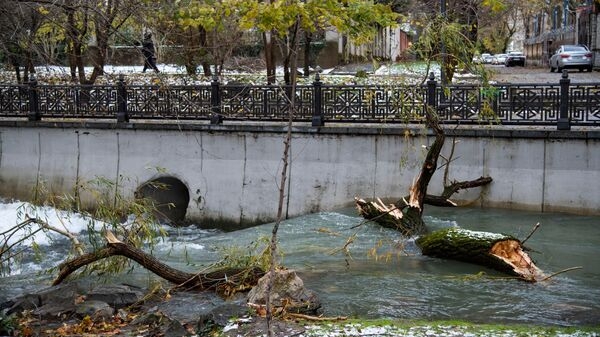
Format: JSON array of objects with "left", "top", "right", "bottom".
[
  {"left": 0, "top": 1, "right": 45, "bottom": 83},
  {"left": 10, "top": 0, "right": 143, "bottom": 84}
]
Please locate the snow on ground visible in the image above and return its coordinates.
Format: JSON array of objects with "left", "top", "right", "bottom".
[
  {"left": 222, "top": 321, "right": 600, "bottom": 337},
  {"left": 1, "top": 62, "right": 441, "bottom": 86}
]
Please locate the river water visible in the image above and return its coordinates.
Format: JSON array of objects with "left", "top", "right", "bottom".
[{"left": 1, "top": 202, "right": 599, "bottom": 326}]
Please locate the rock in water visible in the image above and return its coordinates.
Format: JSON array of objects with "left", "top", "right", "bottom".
[{"left": 247, "top": 269, "right": 321, "bottom": 314}]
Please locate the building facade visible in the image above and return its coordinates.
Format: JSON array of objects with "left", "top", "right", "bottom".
[{"left": 523, "top": 0, "right": 599, "bottom": 68}]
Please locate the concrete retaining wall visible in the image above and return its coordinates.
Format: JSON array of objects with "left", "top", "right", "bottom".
[{"left": 0, "top": 121, "right": 598, "bottom": 229}]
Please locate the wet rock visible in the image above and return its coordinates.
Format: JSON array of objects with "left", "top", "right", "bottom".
[
  {"left": 85, "top": 284, "right": 143, "bottom": 309},
  {"left": 247, "top": 269, "right": 321, "bottom": 315},
  {"left": 130, "top": 309, "right": 166, "bottom": 326},
  {"left": 2, "top": 282, "right": 142, "bottom": 321},
  {"left": 210, "top": 301, "right": 249, "bottom": 326},
  {"left": 7, "top": 282, "right": 85, "bottom": 319},
  {"left": 130, "top": 310, "right": 192, "bottom": 337},
  {"left": 150, "top": 290, "right": 224, "bottom": 324},
  {"left": 3, "top": 281, "right": 272, "bottom": 336},
  {"left": 75, "top": 300, "right": 114, "bottom": 321},
  {"left": 164, "top": 319, "right": 188, "bottom": 337},
  {"left": 196, "top": 312, "right": 218, "bottom": 335},
  {"left": 2, "top": 294, "right": 38, "bottom": 314}
]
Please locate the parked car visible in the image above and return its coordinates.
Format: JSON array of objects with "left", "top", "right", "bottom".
[
  {"left": 504, "top": 51, "right": 526, "bottom": 67},
  {"left": 549, "top": 45, "right": 593, "bottom": 72},
  {"left": 492, "top": 54, "right": 508, "bottom": 65},
  {"left": 481, "top": 53, "right": 494, "bottom": 64}
]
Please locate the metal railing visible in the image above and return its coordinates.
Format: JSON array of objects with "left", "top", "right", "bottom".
[{"left": 1, "top": 71, "right": 599, "bottom": 129}]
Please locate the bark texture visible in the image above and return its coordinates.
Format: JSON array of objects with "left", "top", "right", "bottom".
[
  {"left": 355, "top": 197, "right": 416, "bottom": 236},
  {"left": 53, "top": 234, "right": 264, "bottom": 295},
  {"left": 416, "top": 227, "right": 545, "bottom": 282}
]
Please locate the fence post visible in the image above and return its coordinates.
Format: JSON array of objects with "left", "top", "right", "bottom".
[
  {"left": 210, "top": 75, "right": 223, "bottom": 124},
  {"left": 557, "top": 69, "right": 571, "bottom": 130},
  {"left": 117, "top": 74, "right": 129, "bottom": 123},
  {"left": 426, "top": 72, "right": 437, "bottom": 109},
  {"left": 28, "top": 74, "right": 40, "bottom": 121},
  {"left": 312, "top": 67, "right": 324, "bottom": 127}
]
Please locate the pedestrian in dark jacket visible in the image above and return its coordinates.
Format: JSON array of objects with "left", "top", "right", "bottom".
[{"left": 142, "top": 33, "right": 159, "bottom": 73}]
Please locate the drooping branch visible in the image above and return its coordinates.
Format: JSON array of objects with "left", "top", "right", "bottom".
[
  {"left": 1, "top": 216, "right": 85, "bottom": 271},
  {"left": 28, "top": 216, "right": 85, "bottom": 256},
  {"left": 53, "top": 232, "right": 265, "bottom": 294}
]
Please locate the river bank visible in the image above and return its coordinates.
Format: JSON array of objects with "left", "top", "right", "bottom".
[{"left": 223, "top": 318, "right": 600, "bottom": 337}]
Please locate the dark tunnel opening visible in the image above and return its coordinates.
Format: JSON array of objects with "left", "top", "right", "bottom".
[{"left": 135, "top": 176, "right": 190, "bottom": 226}]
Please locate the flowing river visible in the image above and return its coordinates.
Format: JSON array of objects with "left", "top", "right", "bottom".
[{"left": 1, "top": 202, "right": 599, "bottom": 327}]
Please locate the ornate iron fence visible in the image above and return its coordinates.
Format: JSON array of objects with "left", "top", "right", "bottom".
[{"left": 1, "top": 71, "right": 598, "bottom": 129}]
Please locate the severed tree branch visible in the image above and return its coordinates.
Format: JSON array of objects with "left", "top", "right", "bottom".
[
  {"left": 394, "top": 176, "right": 493, "bottom": 208},
  {"left": 53, "top": 231, "right": 265, "bottom": 292}
]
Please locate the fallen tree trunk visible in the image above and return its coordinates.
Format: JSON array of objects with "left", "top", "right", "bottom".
[
  {"left": 53, "top": 232, "right": 265, "bottom": 295},
  {"left": 415, "top": 227, "right": 545, "bottom": 282}
]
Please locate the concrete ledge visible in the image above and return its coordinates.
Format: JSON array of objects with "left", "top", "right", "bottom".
[
  {"left": 1, "top": 119, "right": 599, "bottom": 140},
  {"left": 1, "top": 119, "right": 599, "bottom": 227}
]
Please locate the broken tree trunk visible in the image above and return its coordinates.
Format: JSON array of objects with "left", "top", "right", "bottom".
[
  {"left": 354, "top": 80, "right": 537, "bottom": 281},
  {"left": 355, "top": 197, "right": 419, "bottom": 236},
  {"left": 53, "top": 232, "right": 265, "bottom": 295},
  {"left": 415, "top": 227, "right": 545, "bottom": 282},
  {"left": 355, "top": 100, "right": 447, "bottom": 236}
]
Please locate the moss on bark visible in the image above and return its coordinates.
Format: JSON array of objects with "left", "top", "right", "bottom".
[{"left": 416, "top": 227, "right": 543, "bottom": 281}]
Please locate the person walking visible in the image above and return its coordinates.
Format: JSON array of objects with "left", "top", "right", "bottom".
[{"left": 142, "top": 32, "right": 159, "bottom": 73}]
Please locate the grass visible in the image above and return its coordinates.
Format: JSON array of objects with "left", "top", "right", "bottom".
[{"left": 298, "top": 318, "right": 600, "bottom": 337}]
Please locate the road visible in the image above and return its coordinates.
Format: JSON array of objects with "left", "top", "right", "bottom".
[{"left": 487, "top": 64, "right": 600, "bottom": 83}]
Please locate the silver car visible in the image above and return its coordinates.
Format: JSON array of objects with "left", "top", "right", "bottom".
[
  {"left": 549, "top": 45, "right": 594, "bottom": 72},
  {"left": 492, "top": 54, "right": 507, "bottom": 65}
]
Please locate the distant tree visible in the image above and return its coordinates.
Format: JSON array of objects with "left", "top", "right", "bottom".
[
  {"left": 0, "top": 1, "right": 45, "bottom": 83},
  {"left": 407, "top": 0, "right": 518, "bottom": 83},
  {"left": 6, "top": 0, "right": 143, "bottom": 84},
  {"left": 237, "top": 0, "right": 400, "bottom": 84},
  {"left": 147, "top": 0, "right": 246, "bottom": 76}
]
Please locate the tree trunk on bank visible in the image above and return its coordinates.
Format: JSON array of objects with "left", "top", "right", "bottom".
[
  {"left": 53, "top": 233, "right": 264, "bottom": 295},
  {"left": 416, "top": 227, "right": 545, "bottom": 282},
  {"left": 264, "top": 31, "right": 276, "bottom": 84}
]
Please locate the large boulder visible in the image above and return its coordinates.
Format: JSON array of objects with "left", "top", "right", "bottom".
[{"left": 247, "top": 269, "right": 321, "bottom": 315}]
